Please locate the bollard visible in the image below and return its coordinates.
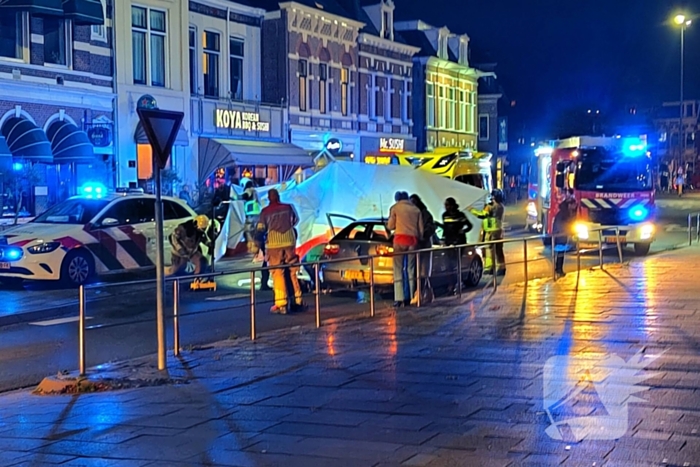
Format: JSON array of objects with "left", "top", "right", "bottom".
[
  {"left": 78, "top": 285, "right": 86, "bottom": 377},
  {"left": 369, "top": 256, "right": 375, "bottom": 317},
  {"left": 457, "top": 246, "right": 462, "bottom": 297},
  {"left": 314, "top": 262, "right": 321, "bottom": 328},
  {"left": 696, "top": 214, "right": 699, "bottom": 243},
  {"left": 173, "top": 279, "right": 180, "bottom": 357},
  {"left": 250, "top": 270, "right": 256, "bottom": 340},
  {"left": 523, "top": 239, "right": 528, "bottom": 285},
  {"left": 416, "top": 251, "right": 422, "bottom": 308},
  {"left": 598, "top": 230, "right": 604, "bottom": 269},
  {"left": 492, "top": 241, "right": 498, "bottom": 290}
]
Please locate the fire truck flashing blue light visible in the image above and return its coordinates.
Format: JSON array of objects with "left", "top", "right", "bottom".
[
  {"left": 629, "top": 206, "right": 649, "bottom": 222},
  {"left": 622, "top": 138, "right": 647, "bottom": 156},
  {"left": 12, "top": 163, "right": 23, "bottom": 171}
]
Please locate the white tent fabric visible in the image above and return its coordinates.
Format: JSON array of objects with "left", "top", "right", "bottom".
[{"left": 259, "top": 161, "right": 489, "bottom": 254}]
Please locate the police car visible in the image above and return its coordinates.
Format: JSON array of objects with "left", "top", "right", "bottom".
[{"left": 0, "top": 188, "right": 197, "bottom": 286}]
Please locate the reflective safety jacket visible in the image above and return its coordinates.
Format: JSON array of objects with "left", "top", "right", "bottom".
[{"left": 471, "top": 202, "right": 505, "bottom": 233}]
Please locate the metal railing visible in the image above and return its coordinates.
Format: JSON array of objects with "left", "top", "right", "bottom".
[
  {"left": 689, "top": 213, "right": 700, "bottom": 246},
  {"left": 75, "top": 232, "right": 624, "bottom": 376}
]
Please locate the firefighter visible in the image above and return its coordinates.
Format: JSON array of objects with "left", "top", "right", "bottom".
[
  {"left": 168, "top": 214, "right": 216, "bottom": 278},
  {"left": 471, "top": 189, "right": 506, "bottom": 275},
  {"left": 552, "top": 193, "right": 577, "bottom": 277},
  {"left": 257, "top": 189, "right": 302, "bottom": 314}
]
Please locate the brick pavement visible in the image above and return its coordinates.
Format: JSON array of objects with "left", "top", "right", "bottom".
[{"left": 1, "top": 246, "right": 700, "bottom": 466}]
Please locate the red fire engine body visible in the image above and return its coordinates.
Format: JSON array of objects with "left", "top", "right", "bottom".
[{"left": 527, "top": 136, "right": 655, "bottom": 256}]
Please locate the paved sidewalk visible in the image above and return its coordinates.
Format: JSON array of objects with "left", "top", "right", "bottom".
[{"left": 2, "top": 247, "right": 700, "bottom": 466}]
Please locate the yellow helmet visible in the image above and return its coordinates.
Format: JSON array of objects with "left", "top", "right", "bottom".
[{"left": 195, "top": 214, "right": 209, "bottom": 230}]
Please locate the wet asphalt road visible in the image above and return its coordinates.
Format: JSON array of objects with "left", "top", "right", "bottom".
[{"left": 0, "top": 203, "right": 692, "bottom": 393}]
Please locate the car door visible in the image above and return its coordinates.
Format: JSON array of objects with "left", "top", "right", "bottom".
[{"left": 94, "top": 198, "right": 156, "bottom": 272}]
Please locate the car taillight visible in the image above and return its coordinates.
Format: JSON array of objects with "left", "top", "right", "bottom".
[
  {"left": 375, "top": 245, "right": 394, "bottom": 256},
  {"left": 324, "top": 244, "right": 340, "bottom": 256}
]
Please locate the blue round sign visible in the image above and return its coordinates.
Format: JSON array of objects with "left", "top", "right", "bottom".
[{"left": 137, "top": 94, "right": 158, "bottom": 110}]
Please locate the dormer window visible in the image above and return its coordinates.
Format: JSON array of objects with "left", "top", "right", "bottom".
[
  {"left": 438, "top": 33, "right": 448, "bottom": 59},
  {"left": 381, "top": 8, "right": 393, "bottom": 40},
  {"left": 459, "top": 37, "right": 469, "bottom": 66}
]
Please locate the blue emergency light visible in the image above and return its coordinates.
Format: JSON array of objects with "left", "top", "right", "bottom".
[
  {"left": 80, "top": 182, "right": 107, "bottom": 199},
  {"left": 622, "top": 138, "right": 647, "bottom": 157},
  {"left": 4, "top": 247, "right": 23, "bottom": 261},
  {"left": 629, "top": 206, "right": 649, "bottom": 222}
]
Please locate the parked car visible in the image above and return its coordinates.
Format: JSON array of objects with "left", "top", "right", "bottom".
[
  {"left": 319, "top": 214, "right": 483, "bottom": 291},
  {"left": 0, "top": 190, "right": 196, "bottom": 287}
]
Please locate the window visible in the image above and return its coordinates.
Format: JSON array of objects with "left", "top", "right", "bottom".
[
  {"left": 132, "top": 7, "right": 166, "bottom": 87},
  {"left": 447, "top": 88, "right": 455, "bottom": 130},
  {"left": 189, "top": 27, "right": 196, "bottom": 94},
  {"left": 164, "top": 200, "right": 191, "bottom": 220},
  {"left": 459, "top": 90, "right": 466, "bottom": 131},
  {"left": 298, "top": 59, "right": 308, "bottom": 112},
  {"left": 387, "top": 77, "right": 394, "bottom": 120},
  {"left": 229, "top": 37, "right": 244, "bottom": 100},
  {"left": 44, "top": 17, "right": 70, "bottom": 66},
  {"left": 203, "top": 31, "right": 220, "bottom": 98},
  {"left": 341, "top": 68, "right": 349, "bottom": 116},
  {"left": 319, "top": 63, "right": 327, "bottom": 114},
  {"left": 382, "top": 10, "right": 391, "bottom": 40},
  {"left": 0, "top": 12, "right": 25, "bottom": 60},
  {"left": 102, "top": 199, "right": 155, "bottom": 226},
  {"left": 90, "top": 0, "right": 107, "bottom": 41},
  {"left": 426, "top": 83, "right": 435, "bottom": 127},
  {"left": 479, "top": 115, "right": 489, "bottom": 140},
  {"left": 437, "top": 85, "right": 444, "bottom": 128},
  {"left": 375, "top": 76, "right": 384, "bottom": 118},
  {"left": 468, "top": 91, "right": 477, "bottom": 133}
]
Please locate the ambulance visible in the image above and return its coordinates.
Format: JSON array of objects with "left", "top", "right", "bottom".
[{"left": 0, "top": 188, "right": 196, "bottom": 286}]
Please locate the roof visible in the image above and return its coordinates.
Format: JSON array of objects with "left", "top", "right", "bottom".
[
  {"left": 247, "top": 0, "right": 351, "bottom": 17},
  {"left": 334, "top": 0, "right": 378, "bottom": 35},
  {"left": 398, "top": 29, "right": 436, "bottom": 57}
]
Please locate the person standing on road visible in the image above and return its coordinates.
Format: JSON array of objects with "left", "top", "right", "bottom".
[
  {"left": 471, "top": 189, "right": 506, "bottom": 276},
  {"left": 410, "top": 194, "right": 437, "bottom": 305},
  {"left": 257, "top": 189, "right": 302, "bottom": 314},
  {"left": 552, "top": 193, "right": 577, "bottom": 277},
  {"left": 676, "top": 170, "right": 685, "bottom": 198},
  {"left": 439, "top": 197, "right": 473, "bottom": 293},
  {"left": 387, "top": 191, "right": 423, "bottom": 308}
]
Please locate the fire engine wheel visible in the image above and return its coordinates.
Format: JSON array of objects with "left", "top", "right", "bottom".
[
  {"left": 634, "top": 243, "right": 651, "bottom": 256},
  {"left": 61, "top": 250, "right": 95, "bottom": 287}
]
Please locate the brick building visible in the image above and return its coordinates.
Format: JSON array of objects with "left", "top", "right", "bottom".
[{"left": 0, "top": 0, "right": 112, "bottom": 215}]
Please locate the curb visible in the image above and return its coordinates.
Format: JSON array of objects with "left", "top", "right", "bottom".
[{"left": 0, "top": 302, "right": 79, "bottom": 327}]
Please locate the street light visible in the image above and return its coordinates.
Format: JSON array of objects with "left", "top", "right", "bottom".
[{"left": 672, "top": 13, "right": 692, "bottom": 174}]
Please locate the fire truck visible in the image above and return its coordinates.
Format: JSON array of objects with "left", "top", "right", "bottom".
[{"left": 527, "top": 136, "right": 655, "bottom": 255}]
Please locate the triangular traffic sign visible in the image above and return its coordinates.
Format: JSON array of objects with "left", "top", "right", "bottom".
[{"left": 136, "top": 108, "right": 184, "bottom": 170}]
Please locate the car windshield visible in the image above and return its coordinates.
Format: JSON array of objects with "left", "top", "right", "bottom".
[
  {"left": 574, "top": 149, "right": 652, "bottom": 192},
  {"left": 33, "top": 199, "right": 109, "bottom": 224},
  {"left": 334, "top": 223, "right": 391, "bottom": 242}
]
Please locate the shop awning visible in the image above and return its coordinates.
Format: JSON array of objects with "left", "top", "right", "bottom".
[
  {"left": 61, "top": 0, "right": 104, "bottom": 25},
  {"left": 0, "top": 116, "right": 53, "bottom": 163},
  {"left": 135, "top": 122, "right": 189, "bottom": 147},
  {"left": 0, "top": 0, "right": 64, "bottom": 16},
  {"left": 46, "top": 120, "right": 95, "bottom": 164},
  {"left": 198, "top": 138, "right": 312, "bottom": 183}
]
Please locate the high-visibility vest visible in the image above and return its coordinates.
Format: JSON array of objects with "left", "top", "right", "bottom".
[{"left": 244, "top": 200, "right": 261, "bottom": 216}]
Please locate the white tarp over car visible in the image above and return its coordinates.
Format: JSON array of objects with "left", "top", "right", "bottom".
[{"left": 259, "top": 160, "right": 489, "bottom": 257}]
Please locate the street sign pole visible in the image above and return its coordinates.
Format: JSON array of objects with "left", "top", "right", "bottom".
[
  {"left": 154, "top": 159, "right": 166, "bottom": 371},
  {"left": 136, "top": 105, "right": 184, "bottom": 373}
]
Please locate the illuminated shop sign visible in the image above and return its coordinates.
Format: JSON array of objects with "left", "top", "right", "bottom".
[
  {"left": 215, "top": 109, "right": 270, "bottom": 132},
  {"left": 365, "top": 155, "right": 395, "bottom": 165},
  {"left": 379, "top": 138, "right": 405, "bottom": 153}
]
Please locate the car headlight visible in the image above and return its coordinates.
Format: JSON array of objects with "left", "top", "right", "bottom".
[
  {"left": 640, "top": 224, "right": 654, "bottom": 240},
  {"left": 27, "top": 242, "right": 61, "bottom": 255},
  {"left": 574, "top": 223, "right": 589, "bottom": 240}
]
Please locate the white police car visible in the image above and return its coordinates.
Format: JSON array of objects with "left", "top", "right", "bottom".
[{"left": 0, "top": 189, "right": 196, "bottom": 286}]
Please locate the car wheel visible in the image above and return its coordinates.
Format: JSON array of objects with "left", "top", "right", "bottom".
[
  {"left": 0, "top": 277, "right": 24, "bottom": 289},
  {"left": 463, "top": 256, "right": 483, "bottom": 288},
  {"left": 634, "top": 243, "right": 651, "bottom": 256},
  {"left": 61, "top": 250, "right": 95, "bottom": 287}
]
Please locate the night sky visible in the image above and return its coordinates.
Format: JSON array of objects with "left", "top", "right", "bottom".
[{"left": 396, "top": 0, "right": 700, "bottom": 137}]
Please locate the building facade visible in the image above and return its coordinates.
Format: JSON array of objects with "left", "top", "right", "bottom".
[
  {"left": 260, "top": 0, "right": 364, "bottom": 159},
  {"left": 654, "top": 100, "right": 699, "bottom": 173},
  {"left": 396, "top": 21, "right": 483, "bottom": 153},
  {"left": 0, "top": 0, "right": 112, "bottom": 215},
  {"left": 336, "top": 0, "right": 419, "bottom": 161}
]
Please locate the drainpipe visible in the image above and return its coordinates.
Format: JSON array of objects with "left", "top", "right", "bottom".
[{"left": 110, "top": 1, "right": 120, "bottom": 188}]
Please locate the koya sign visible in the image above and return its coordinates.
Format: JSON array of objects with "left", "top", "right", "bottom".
[{"left": 215, "top": 109, "right": 270, "bottom": 132}]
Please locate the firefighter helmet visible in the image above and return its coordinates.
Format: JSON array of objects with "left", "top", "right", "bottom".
[
  {"left": 195, "top": 214, "right": 210, "bottom": 230},
  {"left": 490, "top": 189, "right": 505, "bottom": 203}
]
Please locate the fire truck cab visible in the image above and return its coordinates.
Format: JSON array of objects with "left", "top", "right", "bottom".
[{"left": 530, "top": 136, "right": 655, "bottom": 256}]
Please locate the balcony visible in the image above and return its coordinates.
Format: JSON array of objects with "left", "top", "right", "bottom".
[{"left": 190, "top": 97, "right": 286, "bottom": 141}]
